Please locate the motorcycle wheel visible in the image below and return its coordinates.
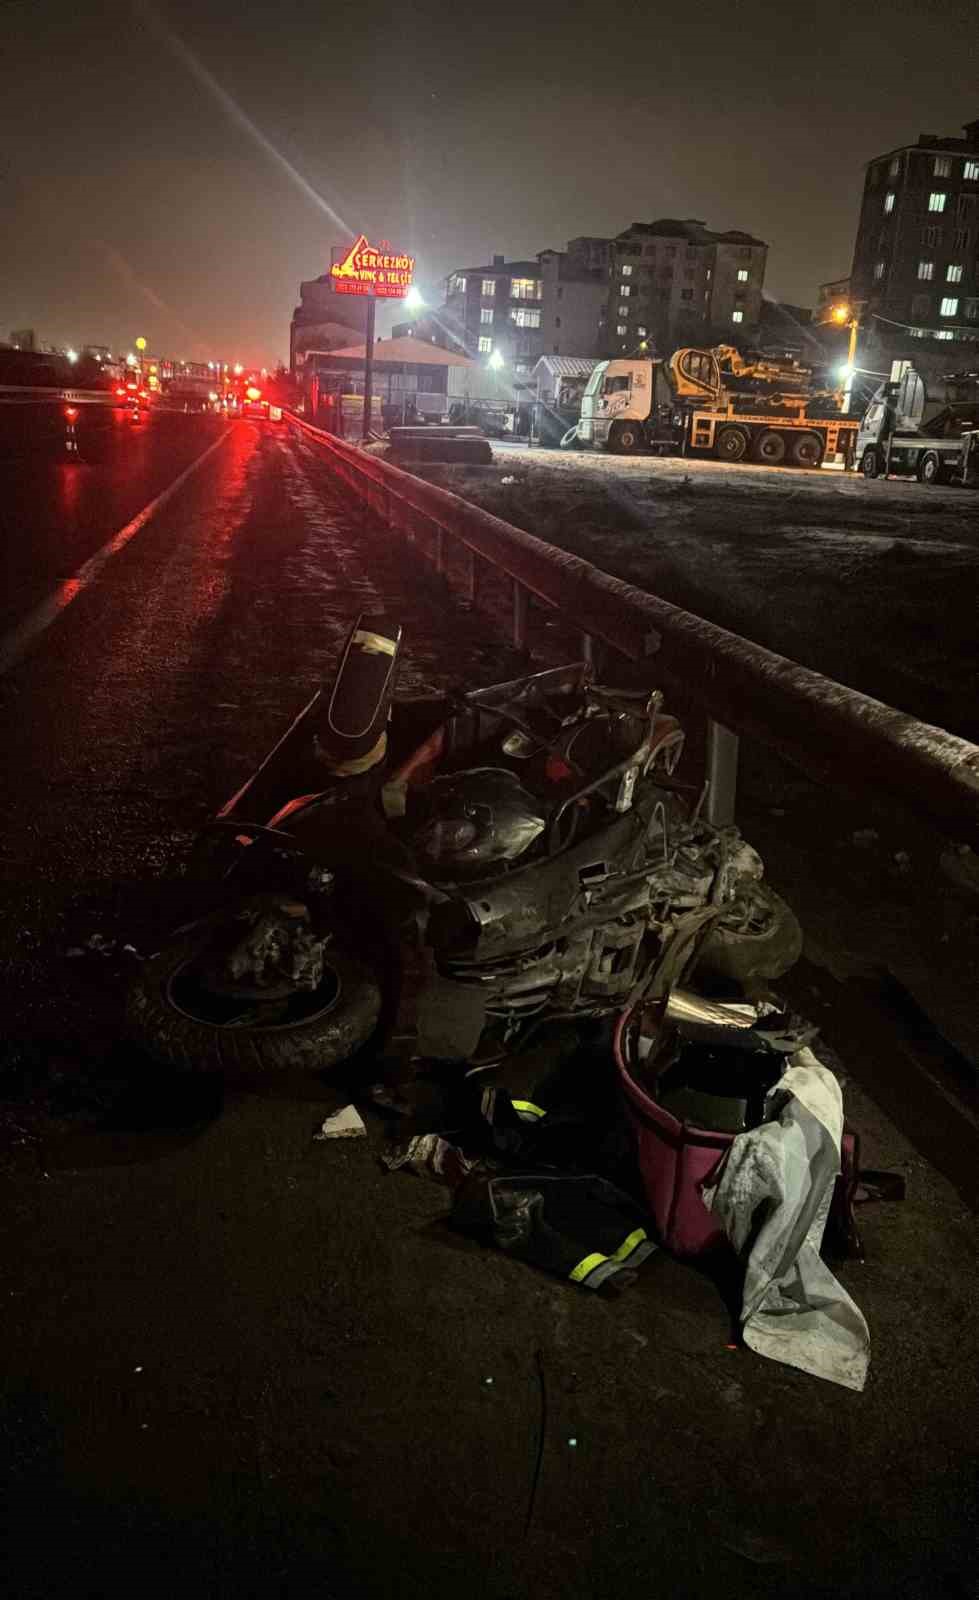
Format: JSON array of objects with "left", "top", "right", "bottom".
[
  {"left": 126, "top": 905, "right": 383, "bottom": 1076},
  {"left": 695, "top": 883, "right": 802, "bottom": 985}
]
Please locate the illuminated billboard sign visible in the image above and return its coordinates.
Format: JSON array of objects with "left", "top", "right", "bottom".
[{"left": 330, "top": 235, "right": 416, "bottom": 299}]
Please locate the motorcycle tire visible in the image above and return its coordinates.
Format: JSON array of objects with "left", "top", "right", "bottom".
[
  {"left": 126, "top": 914, "right": 383, "bottom": 1077},
  {"left": 695, "top": 884, "right": 803, "bottom": 985}
]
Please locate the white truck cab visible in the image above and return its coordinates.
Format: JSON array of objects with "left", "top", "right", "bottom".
[{"left": 577, "top": 360, "right": 654, "bottom": 450}]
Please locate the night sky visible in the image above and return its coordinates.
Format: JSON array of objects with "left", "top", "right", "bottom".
[{"left": 2, "top": 0, "right": 976, "bottom": 365}]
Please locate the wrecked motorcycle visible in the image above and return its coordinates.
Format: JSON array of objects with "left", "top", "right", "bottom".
[{"left": 127, "top": 617, "right": 802, "bottom": 1074}]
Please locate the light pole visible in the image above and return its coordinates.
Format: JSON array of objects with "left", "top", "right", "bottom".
[
  {"left": 830, "top": 303, "right": 861, "bottom": 413},
  {"left": 362, "top": 298, "right": 376, "bottom": 443},
  {"left": 398, "top": 286, "right": 426, "bottom": 425}
]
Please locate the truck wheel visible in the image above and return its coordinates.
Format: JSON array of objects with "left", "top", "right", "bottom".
[
  {"left": 715, "top": 425, "right": 749, "bottom": 463},
  {"left": 789, "top": 432, "right": 824, "bottom": 468},
  {"left": 917, "top": 451, "right": 943, "bottom": 485},
  {"left": 861, "top": 447, "right": 882, "bottom": 479},
  {"left": 610, "top": 421, "right": 642, "bottom": 454},
  {"left": 754, "top": 430, "right": 786, "bottom": 465}
]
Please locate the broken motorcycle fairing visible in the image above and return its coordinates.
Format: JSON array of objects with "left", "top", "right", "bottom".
[{"left": 128, "top": 619, "right": 802, "bottom": 1075}]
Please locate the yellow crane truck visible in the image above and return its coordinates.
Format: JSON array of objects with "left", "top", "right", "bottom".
[{"left": 577, "top": 345, "right": 859, "bottom": 468}]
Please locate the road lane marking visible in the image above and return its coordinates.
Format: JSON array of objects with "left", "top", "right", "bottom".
[{"left": 0, "top": 428, "right": 232, "bottom": 676}]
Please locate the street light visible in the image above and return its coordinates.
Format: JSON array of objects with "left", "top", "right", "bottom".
[
  {"left": 488, "top": 349, "right": 504, "bottom": 370},
  {"left": 233, "top": 363, "right": 243, "bottom": 376},
  {"left": 403, "top": 285, "right": 424, "bottom": 312},
  {"left": 829, "top": 303, "right": 860, "bottom": 413},
  {"left": 65, "top": 348, "right": 78, "bottom": 364}
]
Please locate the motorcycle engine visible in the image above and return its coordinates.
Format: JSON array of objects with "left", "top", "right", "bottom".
[{"left": 411, "top": 767, "right": 547, "bottom": 880}]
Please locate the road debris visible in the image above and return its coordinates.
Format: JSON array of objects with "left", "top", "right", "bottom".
[{"left": 314, "top": 1105, "right": 367, "bottom": 1140}]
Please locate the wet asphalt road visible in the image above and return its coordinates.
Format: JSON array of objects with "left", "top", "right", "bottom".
[{"left": 0, "top": 416, "right": 976, "bottom": 1600}]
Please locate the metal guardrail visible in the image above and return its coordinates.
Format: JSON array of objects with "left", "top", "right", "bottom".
[{"left": 287, "top": 412, "right": 979, "bottom": 845}]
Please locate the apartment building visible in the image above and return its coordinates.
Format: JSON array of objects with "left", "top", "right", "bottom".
[{"left": 849, "top": 117, "right": 979, "bottom": 367}]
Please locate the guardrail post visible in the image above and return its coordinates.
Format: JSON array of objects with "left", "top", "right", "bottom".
[
  {"left": 512, "top": 581, "right": 528, "bottom": 652},
  {"left": 465, "top": 547, "right": 479, "bottom": 607},
  {"left": 704, "top": 719, "right": 739, "bottom": 826}
]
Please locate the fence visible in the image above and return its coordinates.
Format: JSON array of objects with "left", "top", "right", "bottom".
[{"left": 287, "top": 412, "right": 979, "bottom": 846}]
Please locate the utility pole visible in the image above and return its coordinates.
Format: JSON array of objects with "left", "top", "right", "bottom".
[{"left": 362, "top": 299, "right": 376, "bottom": 443}]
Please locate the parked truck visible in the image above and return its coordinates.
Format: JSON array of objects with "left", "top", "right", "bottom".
[
  {"left": 856, "top": 365, "right": 979, "bottom": 485},
  {"left": 577, "top": 345, "right": 859, "bottom": 468}
]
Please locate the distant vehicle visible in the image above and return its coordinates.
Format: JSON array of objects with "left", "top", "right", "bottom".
[
  {"left": 577, "top": 346, "right": 859, "bottom": 468},
  {"left": 856, "top": 365, "right": 979, "bottom": 485}
]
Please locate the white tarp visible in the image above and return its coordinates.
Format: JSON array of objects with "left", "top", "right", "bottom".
[{"left": 704, "top": 1048, "right": 870, "bottom": 1391}]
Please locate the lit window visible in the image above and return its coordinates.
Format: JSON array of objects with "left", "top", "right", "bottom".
[
  {"left": 637, "top": 325, "right": 647, "bottom": 336},
  {"left": 731, "top": 310, "right": 744, "bottom": 323},
  {"left": 940, "top": 297, "right": 959, "bottom": 316},
  {"left": 934, "top": 156, "right": 952, "bottom": 177},
  {"left": 618, "top": 304, "right": 630, "bottom": 317},
  {"left": 616, "top": 323, "right": 627, "bottom": 335},
  {"left": 510, "top": 307, "right": 541, "bottom": 328},
  {"left": 883, "top": 192, "right": 895, "bottom": 213},
  {"left": 448, "top": 274, "right": 466, "bottom": 294},
  {"left": 918, "top": 260, "right": 934, "bottom": 279},
  {"left": 928, "top": 192, "right": 947, "bottom": 212},
  {"left": 874, "top": 261, "right": 885, "bottom": 280},
  {"left": 478, "top": 336, "right": 492, "bottom": 353},
  {"left": 510, "top": 278, "right": 541, "bottom": 301},
  {"left": 736, "top": 269, "right": 749, "bottom": 282},
  {"left": 935, "top": 330, "right": 953, "bottom": 340},
  {"left": 481, "top": 279, "right": 496, "bottom": 297},
  {"left": 480, "top": 307, "right": 493, "bottom": 324},
  {"left": 620, "top": 284, "right": 632, "bottom": 297},
  {"left": 965, "top": 160, "right": 979, "bottom": 182},
  {"left": 947, "top": 263, "right": 963, "bottom": 282},
  {"left": 621, "top": 264, "right": 633, "bottom": 276}
]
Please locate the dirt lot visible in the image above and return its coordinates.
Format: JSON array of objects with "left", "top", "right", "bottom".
[
  {"left": 411, "top": 447, "right": 979, "bottom": 740},
  {"left": 403, "top": 447, "right": 979, "bottom": 1076}
]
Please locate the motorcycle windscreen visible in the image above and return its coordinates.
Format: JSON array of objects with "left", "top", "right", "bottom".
[{"left": 317, "top": 616, "right": 402, "bottom": 774}]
